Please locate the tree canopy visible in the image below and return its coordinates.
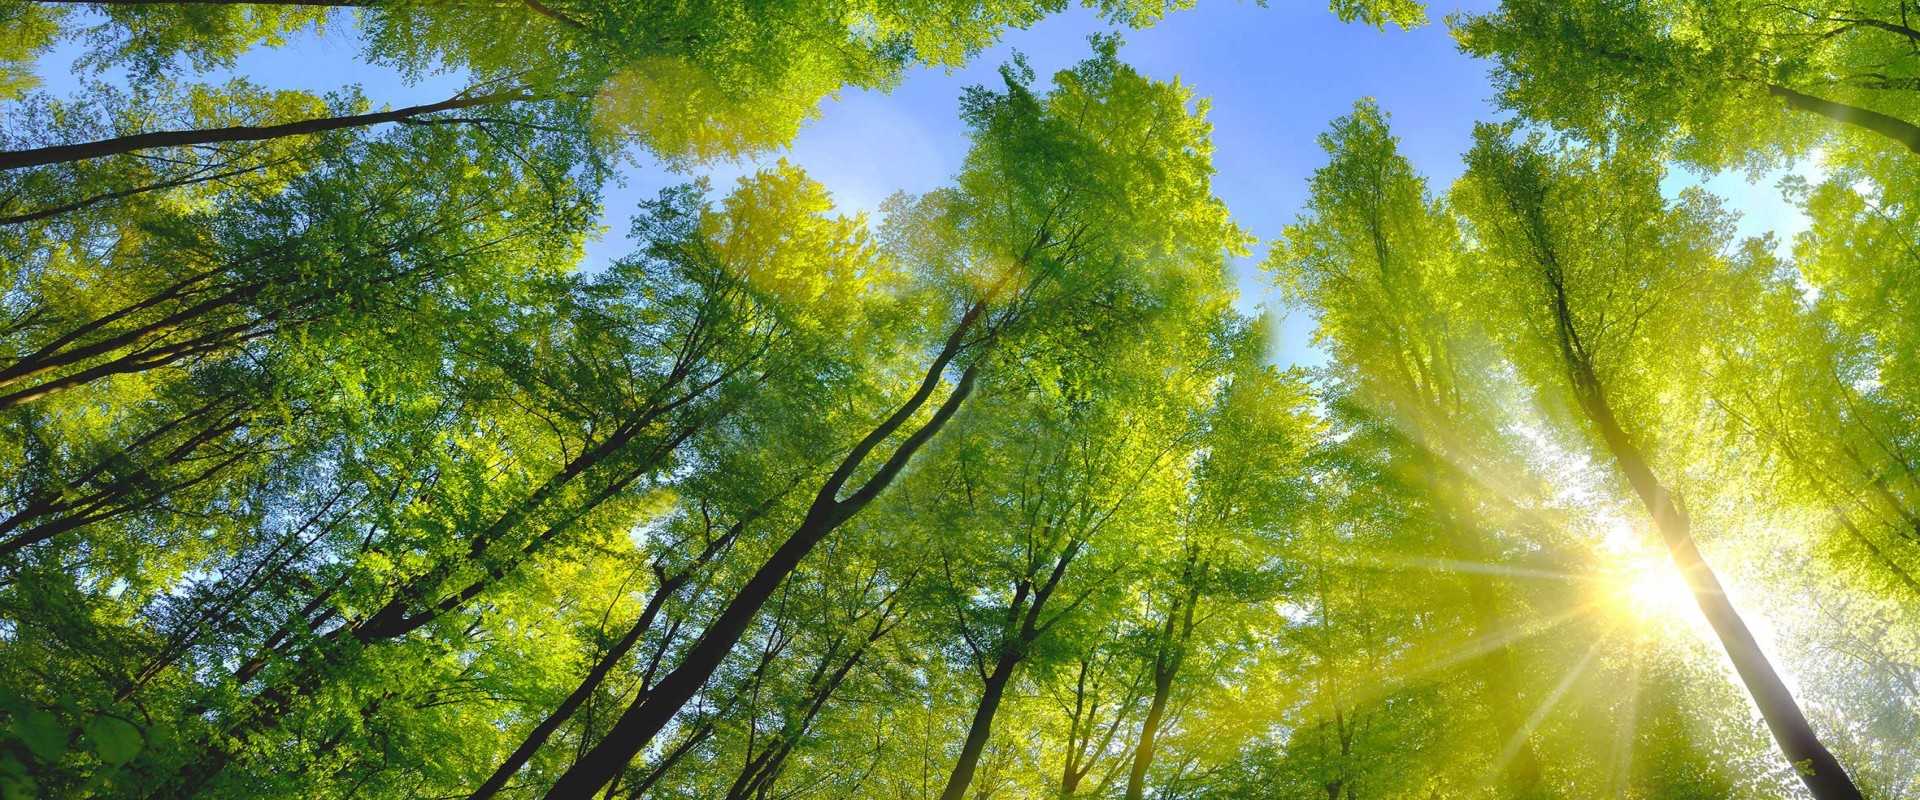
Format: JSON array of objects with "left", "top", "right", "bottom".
[{"left": 1, "top": 0, "right": 1916, "bottom": 799}]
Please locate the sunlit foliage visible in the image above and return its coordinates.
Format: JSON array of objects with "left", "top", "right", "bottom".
[{"left": 1, "top": 0, "right": 1916, "bottom": 798}]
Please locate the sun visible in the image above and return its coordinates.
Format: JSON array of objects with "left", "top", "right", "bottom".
[
  {"left": 1607, "top": 558, "right": 1697, "bottom": 626},
  {"left": 1594, "top": 517, "right": 1699, "bottom": 632}
]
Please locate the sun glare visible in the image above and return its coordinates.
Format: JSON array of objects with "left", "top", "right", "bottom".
[
  {"left": 1594, "top": 515, "right": 1699, "bottom": 631},
  {"left": 1612, "top": 560, "right": 1695, "bottom": 622},
  {"left": 1597, "top": 549, "right": 1700, "bottom": 635}
]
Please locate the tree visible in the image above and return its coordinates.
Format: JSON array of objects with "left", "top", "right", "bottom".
[
  {"left": 1273, "top": 99, "right": 1557, "bottom": 796},
  {"left": 1454, "top": 0, "right": 1920, "bottom": 168},
  {"left": 1454, "top": 126, "right": 1865, "bottom": 799},
  {"left": 1120, "top": 320, "right": 1316, "bottom": 800},
  {"left": 915, "top": 305, "right": 1224, "bottom": 800},
  {"left": 536, "top": 37, "right": 1248, "bottom": 798}
]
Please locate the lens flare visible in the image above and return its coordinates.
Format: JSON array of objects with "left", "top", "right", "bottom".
[{"left": 1601, "top": 551, "right": 1698, "bottom": 632}]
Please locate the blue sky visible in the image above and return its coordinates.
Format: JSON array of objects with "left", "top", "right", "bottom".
[{"left": 28, "top": 1, "right": 1814, "bottom": 367}]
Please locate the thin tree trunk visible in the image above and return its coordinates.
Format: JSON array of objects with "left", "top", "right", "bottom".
[
  {"left": 0, "top": 160, "right": 288, "bottom": 226},
  {"left": 1123, "top": 580, "right": 1195, "bottom": 800},
  {"left": 467, "top": 502, "right": 762, "bottom": 800},
  {"left": 724, "top": 605, "right": 897, "bottom": 800},
  {"left": 352, "top": 350, "right": 757, "bottom": 644},
  {"left": 0, "top": 90, "right": 525, "bottom": 171},
  {"left": 941, "top": 649, "right": 1021, "bottom": 800},
  {"left": 466, "top": 588, "right": 668, "bottom": 800},
  {"left": 1768, "top": 83, "right": 1920, "bottom": 155},
  {"left": 944, "top": 540, "right": 1080, "bottom": 800},
  {"left": 165, "top": 394, "right": 728, "bottom": 797},
  {"left": 538, "top": 313, "right": 985, "bottom": 799},
  {"left": 1121, "top": 660, "right": 1174, "bottom": 800},
  {"left": 619, "top": 720, "right": 712, "bottom": 799},
  {"left": 1564, "top": 359, "right": 1863, "bottom": 800}
]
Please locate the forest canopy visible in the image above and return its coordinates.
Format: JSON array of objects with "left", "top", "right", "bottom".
[{"left": 0, "top": 0, "right": 1915, "bottom": 798}]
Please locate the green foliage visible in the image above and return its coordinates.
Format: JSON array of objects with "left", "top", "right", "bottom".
[
  {"left": 7, "top": 1, "right": 1920, "bottom": 799},
  {"left": 1453, "top": 0, "right": 1920, "bottom": 168}
]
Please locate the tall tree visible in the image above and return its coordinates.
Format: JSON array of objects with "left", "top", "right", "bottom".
[
  {"left": 1120, "top": 321, "right": 1316, "bottom": 800},
  {"left": 537, "top": 38, "right": 1247, "bottom": 798},
  {"left": 1455, "top": 126, "right": 1865, "bottom": 799},
  {"left": 1273, "top": 100, "right": 1559, "bottom": 795}
]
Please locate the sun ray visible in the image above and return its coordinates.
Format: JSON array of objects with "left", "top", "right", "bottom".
[
  {"left": 1608, "top": 637, "right": 1644, "bottom": 798},
  {"left": 1475, "top": 637, "right": 1607, "bottom": 793},
  {"left": 1386, "top": 555, "right": 1596, "bottom": 583},
  {"left": 1334, "top": 601, "right": 1599, "bottom": 709}
]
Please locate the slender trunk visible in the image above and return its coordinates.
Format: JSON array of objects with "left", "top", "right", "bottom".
[
  {"left": 466, "top": 595, "right": 665, "bottom": 800},
  {"left": 1751, "top": 413, "right": 1920, "bottom": 598},
  {"left": 619, "top": 720, "right": 713, "bottom": 800},
  {"left": 168, "top": 400, "right": 722, "bottom": 796},
  {"left": 947, "top": 544, "right": 1077, "bottom": 800},
  {"left": 350, "top": 428, "right": 677, "bottom": 641},
  {"left": 0, "top": 421, "right": 255, "bottom": 557},
  {"left": 1572, "top": 372, "right": 1863, "bottom": 800},
  {"left": 0, "top": 161, "right": 287, "bottom": 226},
  {"left": 538, "top": 321, "right": 983, "bottom": 798},
  {"left": 1768, "top": 83, "right": 1920, "bottom": 155},
  {"left": 941, "top": 648, "right": 1021, "bottom": 800},
  {"left": 0, "top": 277, "right": 267, "bottom": 392},
  {"left": 0, "top": 318, "right": 276, "bottom": 410},
  {"left": 0, "top": 386, "right": 239, "bottom": 534},
  {"left": 1121, "top": 662, "right": 1174, "bottom": 800},
  {"left": 1468, "top": 584, "right": 1543, "bottom": 792},
  {"left": 0, "top": 90, "right": 524, "bottom": 171},
  {"left": 1413, "top": 433, "right": 1543, "bottom": 792},
  {"left": 119, "top": 486, "right": 348, "bottom": 702},
  {"left": 724, "top": 613, "right": 892, "bottom": 800},
  {"left": 1124, "top": 580, "right": 1196, "bottom": 800},
  {"left": 353, "top": 361, "right": 747, "bottom": 643},
  {"left": 467, "top": 503, "right": 762, "bottom": 800}
]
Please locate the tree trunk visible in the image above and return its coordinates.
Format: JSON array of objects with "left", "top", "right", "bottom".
[
  {"left": 1570, "top": 367, "right": 1863, "bottom": 800},
  {"left": 467, "top": 577, "right": 682, "bottom": 800},
  {"left": 1768, "top": 83, "right": 1920, "bottom": 155},
  {"left": 1123, "top": 580, "right": 1197, "bottom": 800},
  {"left": 0, "top": 160, "right": 288, "bottom": 226},
  {"left": 724, "top": 610, "right": 893, "bottom": 800},
  {"left": 0, "top": 90, "right": 523, "bottom": 171},
  {"left": 166, "top": 392, "right": 726, "bottom": 797},
  {"left": 941, "top": 648, "right": 1021, "bottom": 800},
  {"left": 1121, "top": 659, "right": 1174, "bottom": 800},
  {"left": 537, "top": 316, "right": 984, "bottom": 798},
  {"left": 468, "top": 500, "right": 763, "bottom": 800}
]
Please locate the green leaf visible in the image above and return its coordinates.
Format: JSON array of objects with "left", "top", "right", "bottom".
[
  {"left": 13, "top": 710, "right": 65, "bottom": 762},
  {"left": 85, "top": 717, "right": 142, "bottom": 765}
]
